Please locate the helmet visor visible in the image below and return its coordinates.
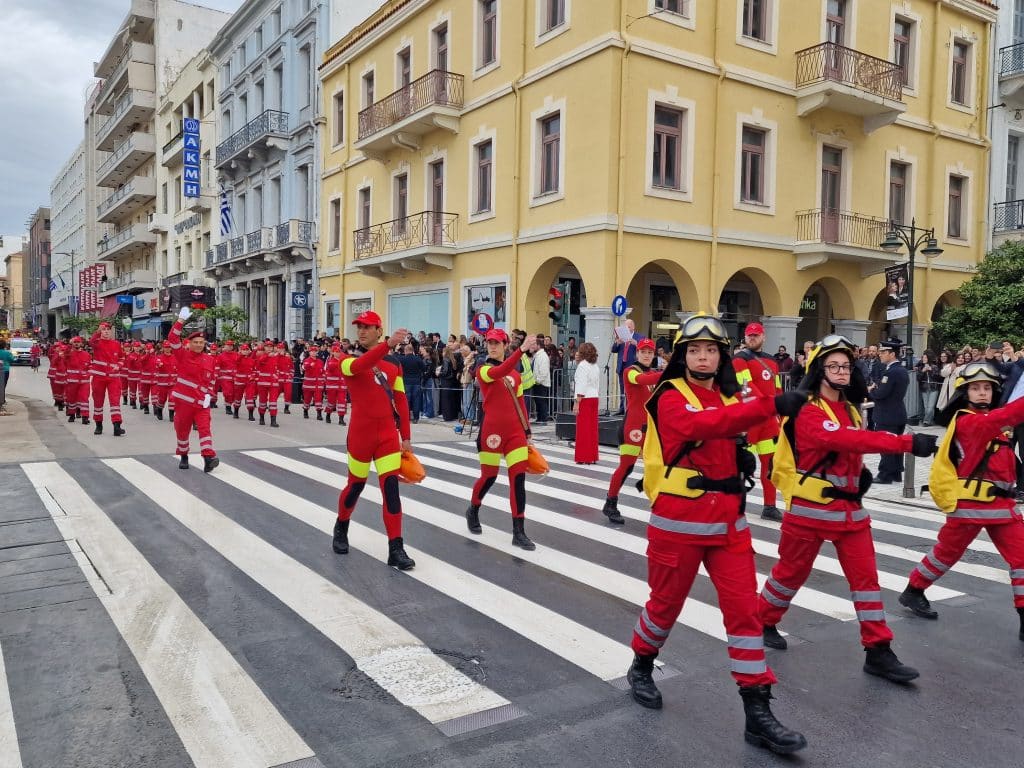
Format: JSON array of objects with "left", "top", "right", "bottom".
[
  {"left": 808, "top": 334, "right": 855, "bottom": 367},
  {"left": 674, "top": 314, "right": 730, "bottom": 347}
]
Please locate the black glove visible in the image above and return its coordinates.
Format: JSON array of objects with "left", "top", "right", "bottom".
[
  {"left": 911, "top": 433, "right": 938, "bottom": 457},
  {"left": 774, "top": 390, "right": 808, "bottom": 419},
  {"left": 736, "top": 444, "right": 757, "bottom": 480}
]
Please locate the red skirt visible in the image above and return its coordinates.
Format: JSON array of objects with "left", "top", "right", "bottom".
[{"left": 575, "top": 397, "right": 599, "bottom": 463}]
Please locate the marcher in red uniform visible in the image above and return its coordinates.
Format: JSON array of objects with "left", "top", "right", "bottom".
[
  {"left": 602, "top": 338, "right": 660, "bottom": 524},
  {"left": 88, "top": 321, "right": 126, "bottom": 435},
  {"left": 217, "top": 339, "right": 238, "bottom": 415},
  {"left": 757, "top": 335, "right": 936, "bottom": 682},
  {"left": 301, "top": 346, "right": 325, "bottom": 419},
  {"left": 276, "top": 342, "right": 294, "bottom": 414},
  {"left": 233, "top": 343, "right": 256, "bottom": 420},
  {"left": 732, "top": 322, "right": 784, "bottom": 521},
  {"left": 29, "top": 342, "right": 41, "bottom": 373},
  {"left": 47, "top": 342, "right": 67, "bottom": 410},
  {"left": 626, "top": 314, "right": 809, "bottom": 755},
  {"left": 138, "top": 344, "right": 158, "bottom": 415},
  {"left": 167, "top": 307, "right": 219, "bottom": 472},
  {"left": 323, "top": 344, "right": 343, "bottom": 423},
  {"left": 899, "top": 361, "right": 1024, "bottom": 642},
  {"left": 153, "top": 342, "right": 177, "bottom": 420},
  {"left": 125, "top": 341, "right": 142, "bottom": 408},
  {"left": 119, "top": 342, "right": 131, "bottom": 404},
  {"left": 65, "top": 336, "right": 93, "bottom": 424},
  {"left": 331, "top": 312, "right": 415, "bottom": 570},
  {"left": 255, "top": 344, "right": 280, "bottom": 427},
  {"left": 464, "top": 329, "right": 540, "bottom": 549},
  {"left": 207, "top": 344, "right": 220, "bottom": 408}
]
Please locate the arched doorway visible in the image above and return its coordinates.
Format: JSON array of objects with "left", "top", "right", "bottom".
[
  {"left": 793, "top": 277, "right": 854, "bottom": 347},
  {"left": 623, "top": 260, "right": 700, "bottom": 349},
  {"left": 716, "top": 269, "right": 781, "bottom": 344},
  {"left": 523, "top": 257, "right": 589, "bottom": 344},
  {"left": 928, "top": 290, "right": 963, "bottom": 352}
]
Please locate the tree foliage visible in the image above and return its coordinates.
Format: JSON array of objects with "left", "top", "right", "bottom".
[
  {"left": 60, "top": 314, "right": 102, "bottom": 337},
  {"left": 931, "top": 240, "right": 1024, "bottom": 350},
  {"left": 192, "top": 304, "right": 254, "bottom": 344}
]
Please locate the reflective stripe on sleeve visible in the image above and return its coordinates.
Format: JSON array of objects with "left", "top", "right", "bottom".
[{"left": 340, "top": 359, "right": 355, "bottom": 376}]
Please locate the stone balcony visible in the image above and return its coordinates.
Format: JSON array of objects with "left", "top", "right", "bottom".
[
  {"left": 94, "top": 41, "right": 155, "bottom": 115},
  {"left": 204, "top": 219, "right": 315, "bottom": 275},
  {"left": 96, "top": 225, "right": 157, "bottom": 262},
  {"left": 96, "top": 131, "right": 155, "bottom": 188},
  {"left": 97, "top": 177, "right": 157, "bottom": 224},
  {"left": 96, "top": 89, "right": 156, "bottom": 152},
  {"left": 98, "top": 268, "right": 160, "bottom": 297},
  {"left": 215, "top": 110, "right": 289, "bottom": 172}
]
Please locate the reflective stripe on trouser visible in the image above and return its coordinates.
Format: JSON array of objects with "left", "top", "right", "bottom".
[
  {"left": 910, "top": 518, "right": 1024, "bottom": 607},
  {"left": 256, "top": 385, "right": 279, "bottom": 414},
  {"left": 632, "top": 528, "right": 776, "bottom": 686},
  {"left": 91, "top": 376, "right": 124, "bottom": 422},
  {"left": 303, "top": 385, "right": 323, "bottom": 408},
  {"left": 173, "top": 402, "right": 215, "bottom": 457},
  {"left": 758, "top": 518, "right": 893, "bottom": 647}
]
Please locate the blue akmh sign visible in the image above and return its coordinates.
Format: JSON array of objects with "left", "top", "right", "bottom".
[{"left": 182, "top": 117, "right": 201, "bottom": 199}]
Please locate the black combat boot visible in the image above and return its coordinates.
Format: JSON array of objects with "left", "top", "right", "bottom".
[
  {"left": 57, "top": 402, "right": 64, "bottom": 411},
  {"left": 763, "top": 625, "right": 788, "bottom": 650},
  {"left": 760, "top": 505, "right": 783, "bottom": 522},
  {"left": 93, "top": 421, "right": 103, "bottom": 435},
  {"left": 270, "top": 414, "right": 279, "bottom": 428},
  {"left": 130, "top": 399, "right": 137, "bottom": 409},
  {"left": 602, "top": 496, "right": 625, "bottom": 525},
  {"left": 1017, "top": 607, "right": 1024, "bottom": 642},
  {"left": 203, "top": 456, "right": 220, "bottom": 473},
  {"left": 142, "top": 405, "right": 150, "bottom": 415},
  {"left": 303, "top": 408, "right": 309, "bottom": 419},
  {"left": 259, "top": 413, "right": 266, "bottom": 426},
  {"left": 899, "top": 586, "right": 938, "bottom": 619},
  {"left": 864, "top": 643, "right": 919, "bottom": 683},
  {"left": 339, "top": 415, "right": 346, "bottom": 426},
  {"left": 387, "top": 537, "right": 415, "bottom": 570},
  {"left": 248, "top": 409, "right": 255, "bottom": 421},
  {"left": 121, "top": 395, "right": 127, "bottom": 405},
  {"left": 211, "top": 402, "right": 218, "bottom": 409},
  {"left": 81, "top": 416, "right": 90, "bottom": 425},
  {"left": 738, "top": 685, "right": 807, "bottom": 754},
  {"left": 154, "top": 406, "right": 163, "bottom": 421},
  {"left": 626, "top": 653, "right": 662, "bottom": 709},
  {"left": 233, "top": 408, "right": 240, "bottom": 419},
  {"left": 178, "top": 455, "right": 189, "bottom": 470},
  {"left": 511, "top": 517, "right": 536, "bottom": 550},
  {"left": 67, "top": 412, "right": 77, "bottom": 423},
  {"left": 224, "top": 406, "right": 232, "bottom": 416},
  {"left": 316, "top": 411, "right": 323, "bottom": 421},
  {"left": 283, "top": 404, "right": 290, "bottom": 414},
  {"left": 325, "top": 412, "right": 332, "bottom": 423},
  {"left": 168, "top": 409, "right": 175, "bottom": 420},
  {"left": 113, "top": 423, "right": 125, "bottom": 437},
  {"left": 466, "top": 504, "right": 482, "bottom": 534},
  {"left": 332, "top": 519, "right": 349, "bottom": 554}
]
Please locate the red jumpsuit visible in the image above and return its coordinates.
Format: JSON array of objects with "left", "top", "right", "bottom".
[
  {"left": 277, "top": 351, "right": 294, "bottom": 407},
  {"left": 632, "top": 382, "right": 779, "bottom": 686},
  {"left": 324, "top": 355, "right": 342, "bottom": 416},
  {"left": 139, "top": 351, "right": 158, "bottom": 410},
  {"left": 471, "top": 349, "right": 532, "bottom": 517},
  {"left": 302, "top": 355, "right": 325, "bottom": 414},
  {"left": 733, "top": 350, "right": 782, "bottom": 509},
  {"left": 66, "top": 347, "right": 93, "bottom": 419},
  {"left": 167, "top": 321, "right": 217, "bottom": 458},
  {"left": 336, "top": 342, "right": 411, "bottom": 540},
  {"left": 47, "top": 346, "right": 66, "bottom": 407},
  {"left": 217, "top": 348, "right": 238, "bottom": 409},
  {"left": 234, "top": 353, "right": 257, "bottom": 413},
  {"left": 155, "top": 350, "right": 177, "bottom": 411},
  {"left": 908, "top": 398, "right": 1024, "bottom": 607},
  {"left": 88, "top": 332, "right": 124, "bottom": 424},
  {"left": 607, "top": 363, "right": 661, "bottom": 500},
  {"left": 255, "top": 352, "right": 280, "bottom": 417},
  {"left": 758, "top": 397, "right": 912, "bottom": 647},
  {"left": 125, "top": 349, "right": 142, "bottom": 405}
]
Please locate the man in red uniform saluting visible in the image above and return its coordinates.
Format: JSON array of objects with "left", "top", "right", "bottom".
[
  {"left": 167, "top": 307, "right": 219, "bottom": 472},
  {"left": 331, "top": 311, "right": 414, "bottom": 570}
]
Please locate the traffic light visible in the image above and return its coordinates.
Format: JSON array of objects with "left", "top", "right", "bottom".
[{"left": 548, "top": 285, "right": 564, "bottom": 325}]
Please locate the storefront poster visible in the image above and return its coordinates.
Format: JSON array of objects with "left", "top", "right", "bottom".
[
  {"left": 884, "top": 263, "right": 910, "bottom": 321},
  {"left": 467, "top": 284, "right": 507, "bottom": 334}
]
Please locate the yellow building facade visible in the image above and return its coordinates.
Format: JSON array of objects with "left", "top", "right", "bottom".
[{"left": 318, "top": 0, "right": 996, "bottom": 357}]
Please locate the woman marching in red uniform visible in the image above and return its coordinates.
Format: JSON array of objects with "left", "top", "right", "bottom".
[
  {"left": 301, "top": 344, "right": 325, "bottom": 419},
  {"left": 464, "top": 329, "right": 539, "bottom": 550},
  {"left": 331, "top": 313, "right": 415, "bottom": 569},
  {"left": 757, "top": 335, "right": 935, "bottom": 682},
  {"left": 233, "top": 343, "right": 257, "bottom": 420},
  {"left": 602, "top": 338, "right": 660, "bottom": 524},
  {"left": 47, "top": 342, "right": 67, "bottom": 410},
  {"left": 899, "top": 361, "right": 1024, "bottom": 642},
  {"left": 626, "top": 314, "right": 809, "bottom": 755}
]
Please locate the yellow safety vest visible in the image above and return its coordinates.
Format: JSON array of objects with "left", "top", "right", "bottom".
[{"left": 928, "top": 410, "right": 1013, "bottom": 515}]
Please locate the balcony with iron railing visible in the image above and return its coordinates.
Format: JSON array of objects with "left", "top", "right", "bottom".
[
  {"left": 356, "top": 70, "right": 464, "bottom": 156},
  {"left": 96, "top": 89, "right": 157, "bottom": 152},
  {"left": 94, "top": 41, "right": 155, "bottom": 115},
  {"left": 97, "top": 177, "right": 157, "bottom": 224},
  {"left": 795, "top": 42, "right": 905, "bottom": 133},
  {"left": 98, "top": 269, "right": 160, "bottom": 297},
  {"left": 352, "top": 211, "right": 457, "bottom": 275},
  {"left": 999, "top": 43, "right": 1024, "bottom": 107},
  {"left": 96, "top": 225, "right": 158, "bottom": 261},
  {"left": 215, "top": 110, "right": 289, "bottom": 169},
  {"left": 793, "top": 208, "right": 892, "bottom": 271},
  {"left": 161, "top": 127, "right": 184, "bottom": 166},
  {"left": 992, "top": 200, "right": 1024, "bottom": 245},
  {"left": 96, "top": 131, "right": 156, "bottom": 187},
  {"left": 94, "top": 0, "right": 155, "bottom": 78},
  {"left": 203, "top": 219, "right": 315, "bottom": 271},
  {"left": 162, "top": 272, "right": 188, "bottom": 287}
]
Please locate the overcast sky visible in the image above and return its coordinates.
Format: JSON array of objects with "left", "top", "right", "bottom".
[{"left": 0, "top": 0, "right": 244, "bottom": 235}]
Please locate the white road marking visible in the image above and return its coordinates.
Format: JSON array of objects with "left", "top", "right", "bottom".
[
  {"left": 0, "top": 641, "right": 23, "bottom": 768},
  {"left": 103, "top": 458, "right": 510, "bottom": 727},
  {"left": 21, "top": 462, "right": 315, "bottom": 768}
]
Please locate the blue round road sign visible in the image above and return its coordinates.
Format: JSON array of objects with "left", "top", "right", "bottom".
[
  {"left": 611, "top": 295, "right": 628, "bottom": 317},
  {"left": 472, "top": 312, "right": 494, "bottom": 334}
]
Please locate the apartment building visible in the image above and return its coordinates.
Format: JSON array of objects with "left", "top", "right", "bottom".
[
  {"left": 989, "top": 0, "right": 1024, "bottom": 249},
  {"left": 48, "top": 142, "right": 88, "bottom": 336},
  {"left": 24, "top": 209, "right": 52, "bottom": 335},
  {"left": 88, "top": 0, "right": 229, "bottom": 337},
  {"left": 1, "top": 251, "right": 24, "bottom": 331},
  {"left": 318, "top": 0, "right": 995, "bottom": 372}
]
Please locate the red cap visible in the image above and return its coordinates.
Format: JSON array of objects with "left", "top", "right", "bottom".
[
  {"left": 239, "top": 343, "right": 251, "bottom": 351},
  {"left": 161, "top": 341, "right": 172, "bottom": 349},
  {"left": 484, "top": 328, "right": 509, "bottom": 343},
  {"left": 133, "top": 340, "right": 143, "bottom": 347},
  {"left": 637, "top": 338, "right": 656, "bottom": 351},
  {"left": 223, "top": 339, "right": 235, "bottom": 346},
  {"left": 352, "top": 310, "right": 382, "bottom": 327},
  {"left": 98, "top": 321, "right": 112, "bottom": 330},
  {"left": 331, "top": 342, "right": 342, "bottom": 351},
  {"left": 145, "top": 343, "right": 155, "bottom": 350},
  {"left": 209, "top": 343, "right": 219, "bottom": 351},
  {"left": 744, "top": 322, "right": 765, "bottom": 336},
  {"left": 275, "top": 342, "right": 286, "bottom": 349},
  {"left": 71, "top": 336, "right": 83, "bottom": 344},
  {"left": 186, "top": 331, "right": 205, "bottom": 341}
]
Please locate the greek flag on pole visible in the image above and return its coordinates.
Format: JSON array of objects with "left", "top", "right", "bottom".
[
  {"left": 48, "top": 279, "right": 57, "bottom": 292},
  {"left": 220, "top": 185, "right": 233, "bottom": 237}
]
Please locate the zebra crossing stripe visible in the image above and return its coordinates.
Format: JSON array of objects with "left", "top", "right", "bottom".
[
  {"left": 0, "top": 642, "right": 23, "bottom": 768},
  {"left": 22, "top": 462, "right": 317, "bottom": 768},
  {"left": 209, "top": 461, "right": 633, "bottom": 683},
  {"left": 103, "top": 458, "right": 512, "bottom": 730},
  {"left": 391, "top": 448, "right": 861, "bottom": 620}
]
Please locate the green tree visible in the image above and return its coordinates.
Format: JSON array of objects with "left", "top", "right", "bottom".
[
  {"left": 931, "top": 240, "right": 1024, "bottom": 350},
  {"left": 192, "top": 304, "right": 254, "bottom": 344},
  {"left": 61, "top": 314, "right": 102, "bottom": 338}
]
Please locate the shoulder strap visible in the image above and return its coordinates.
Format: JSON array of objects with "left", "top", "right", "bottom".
[
  {"left": 501, "top": 375, "right": 531, "bottom": 434},
  {"left": 372, "top": 366, "right": 402, "bottom": 430}
]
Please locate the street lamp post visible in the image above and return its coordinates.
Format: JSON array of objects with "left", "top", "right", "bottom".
[{"left": 879, "top": 219, "right": 944, "bottom": 368}]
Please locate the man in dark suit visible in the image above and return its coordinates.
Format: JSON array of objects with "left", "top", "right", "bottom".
[
  {"left": 999, "top": 354, "right": 1024, "bottom": 501},
  {"left": 869, "top": 339, "right": 909, "bottom": 484}
]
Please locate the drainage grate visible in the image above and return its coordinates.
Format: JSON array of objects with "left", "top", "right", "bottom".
[{"left": 436, "top": 702, "right": 528, "bottom": 737}]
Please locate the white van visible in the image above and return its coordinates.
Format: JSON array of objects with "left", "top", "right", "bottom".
[{"left": 9, "top": 338, "right": 34, "bottom": 366}]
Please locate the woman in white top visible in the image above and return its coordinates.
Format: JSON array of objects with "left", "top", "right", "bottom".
[{"left": 573, "top": 342, "right": 601, "bottom": 463}]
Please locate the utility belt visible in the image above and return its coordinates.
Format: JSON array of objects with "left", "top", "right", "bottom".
[
  {"left": 662, "top": 466, "right": 746, "bottom": 499},
  {"left": 790, "top": 467, "right": 871, "bottom": 506},
  {"left": 925, "top": 479, "right": 1016, "bottom": 503}
]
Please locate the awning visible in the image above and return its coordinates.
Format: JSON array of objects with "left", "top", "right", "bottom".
[
  {"left": 130, "top": 318, "right": 164, "bottom": 330},
  {"left": 101, "top": 296, "right": 121, "bottom": 317}
]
